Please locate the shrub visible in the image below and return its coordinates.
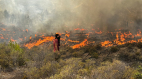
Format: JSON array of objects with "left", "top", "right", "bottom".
[
  {"left": 72, "top": 50, "right": 84, "bottom": 57},
  {"left": 91, "top": 60, "right": 133, "bottom": 79},
  {"left": 134, "top": 72, "right": 142, "bottom": 79},
  {"left": 95, "top": 44, "right": 102, "bottom": 50},
  {"left": 89, "top": 52, "right": 99, "bottom": 59},
  {"left": 137, "top": 42, "right": 142, "bottom": 48},
  {"left": 127, "top": 44, "right": 133, "bottom": 49},
  {"left": 139, "top": 56, "right": 142, "bottom": 61},
  {"left": 138, "top": 65, "right": 142, "bottom": 72},
  {"left": 25, "top": 61, "right": 61, "bottom": 79},
  {"left": 135, "top": 52, "right": 141, "bottom": 55},
  {"left": 110, "top": 46, "right": 119, "bottom": 52},
  {"left": 0, "top": 41, "right": 25, "bottom": 71}
]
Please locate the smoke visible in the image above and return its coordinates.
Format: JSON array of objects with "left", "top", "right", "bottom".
[{"left": 0, "top": 0, "right": 142, "bottom": 34}]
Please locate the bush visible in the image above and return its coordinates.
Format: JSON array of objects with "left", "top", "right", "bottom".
[
  {"left": 91, "top": 60, "right": 134, "bottom": 79},
  {"left": 25, "top": 61, "right": 61, "bottom": 79},
  {"left": 95, "top": 44, "right": 102, "bottom": 50},
  {"left": 0, "top": 41, "right": 25, "bottom": 71},
  {"left": 127, "top": 44, "right": 133, "bottom": 49},
  {"left": 135, "top": 52, "right": 141, "bottom": 55},
  {"left": 134, "top": 72, "right": 142, "bottom": 79},
  {"left": 137, "top": 42, "right": 142, "bottom": 48},
  {"left": 110, "top": 46, "right": 119, "bottom": 52},
  {"left": 72, "top": 50, "right": 84, "bottom": 57},
  {"left": 89, "top": 52, "right": 99, "bottom": 59}
]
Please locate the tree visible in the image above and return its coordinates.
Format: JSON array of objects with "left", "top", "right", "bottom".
[{"left": 4, "top": 10, "right": 9, "bottom": 19}]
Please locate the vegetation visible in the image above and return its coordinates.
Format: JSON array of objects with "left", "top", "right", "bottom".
[
  {"left": 0, "top": 41, "right": 25, "bottom": 72},
  {"left": 1, "top": 42, "right": 142, "bottom": 79}
]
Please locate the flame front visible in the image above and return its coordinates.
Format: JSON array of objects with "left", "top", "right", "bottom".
[
  {"left": 10, "top": 28, "right": 142, "bottom": 49},
  {"left": 24, "top": 36, "right": 54, "bottom": 49},
  {"left": 71, "top": 39, "right": 88, "bottom": 49}
]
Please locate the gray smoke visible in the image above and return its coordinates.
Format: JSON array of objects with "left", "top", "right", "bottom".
[{"left": 0, "top": 0, "right": 142, "bottom": 34}]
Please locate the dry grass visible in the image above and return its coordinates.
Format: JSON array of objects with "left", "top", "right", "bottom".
[{"left": 1, "top": 42, "right": 142, "bottom": 79}]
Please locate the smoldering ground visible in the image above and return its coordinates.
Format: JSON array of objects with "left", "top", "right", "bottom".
[{"left": 0, "top": 0, "right": 142, "bottom": 34}]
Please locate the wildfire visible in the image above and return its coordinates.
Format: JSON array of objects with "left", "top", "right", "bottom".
[
  {"left": 30, "top": 36, "right": 32, "bottom": 40},
  {"left": 26, "top": 29, "right": 28, "bottom": 32},
  {"left": 35, "top": 34, "right": 37, "bottom": 37},
  {"left": 74, "top": 28, "right": 86, "bottom": 31},
  {"left": 2, "top": 28, "right": 6, "bottom": 31},
  {"left": 68, "top": 39, "right": 79, "bottom": 43},
  {"left": 71, "top": 39, "right": 88, "bottom": 49},
  {"left": 65, "top": 33, "right": 70, "bottom": 37},
  {"left": 95, "top": 31, "right": 102, "bottom": 34},
  {"left": 101, "top": 41, "right": 113, "bottom": 47},
  {"left": 24, "top": 36, "right": 54, "bottom": 49},
  {"left": 0, "top": 27, "right": 139, "bottom": 49}
]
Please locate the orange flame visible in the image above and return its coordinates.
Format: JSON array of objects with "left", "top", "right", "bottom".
[
  {"left": 95, "top": 31, "right": 102, "bottom": 34},
  {"left": 26, "top": 29, "right": 28, "bottom": 32},
  {"left": 65, "top": 33, "right": 70, "bottom": 37},
  {"left": 68, "top": 39, "right": 79, "bottom": 43},
  {"left": 71, "top": 39, "right": 88, "bottom": 49},
  {"left": 35, "top": 34, "right": 37, "bottom": 37},
  {"left": 30, "top": 36, "right": 32, "bottom": 40},
  {"left": 2, "top": 28, "right": 6, "bottom": 31},
  {"left": 101, "top": 41, "right": 113, "bottom": 47},
  {"left": 24, "top": 36, "right": 54, "bottom": 49}
]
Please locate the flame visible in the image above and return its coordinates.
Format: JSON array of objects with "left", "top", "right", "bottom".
[
  {"left": 19, "top": 38, "right": 23, "bottom": 41},
  {"left": 22, "top": 28, "right": 142, "bottom": 49},
  {"left": 26, "top": 29, "right": 28, "bottom": 32},
  {"left": 30, "top": 36, "right": 32, "bottom": 40},
  {"left": 71, "top": 39, "right": 88, "bottom": 49},
  {"left": 61, "top": 38, "right": 65, "bottom": 41},
  {"left": 120, "top": 33, "right": 125, "bottom": 41},
  {"left": 2, "top": 28, "right": 6, "bottom": 31},
  {"left": 101, "top": 41, "right": 113, "bottom": 47},
  {"left": 24, "top": 36, "right": 54, "bottom": 49},
  {"left": 95, "top": 31, "right": 102, "bottom": 34},
  {"left": 68, "top": 39, "right": 79, "bottom": 43},
  {"left": 65, "top": 33, "right": 70, "bottom": 37},
  {"left": 10, "top": 37, "right": 16, "bottom": 42},
  {"left": 124, "top": 31, "right": 134, "bottom": 38},
  {"left": 135, "top": 30, "right": 141, "bottom": 37},
  {"left": 35, "top": 34, "right": 37, "bottom": 37},
  {"left": 74, "top": 28, "right": 86, "bottom": 31}
]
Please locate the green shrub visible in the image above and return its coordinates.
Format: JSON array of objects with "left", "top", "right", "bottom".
[
  {"left": 137, "top": 65, "right": 142, "bottom": 73},
  {"left": 0, "top": 41, "right": 25, "bottom": 71},
  {"left": 89, "top": 52, "right": 99, "bottom": 59},
  {"left": 134, "top": 72, "right": 142, "bottom": 79}
]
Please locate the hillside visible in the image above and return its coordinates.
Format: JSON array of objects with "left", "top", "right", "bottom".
[{"left": 0, "top": 42, "right": 142, "bottom": 79}]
